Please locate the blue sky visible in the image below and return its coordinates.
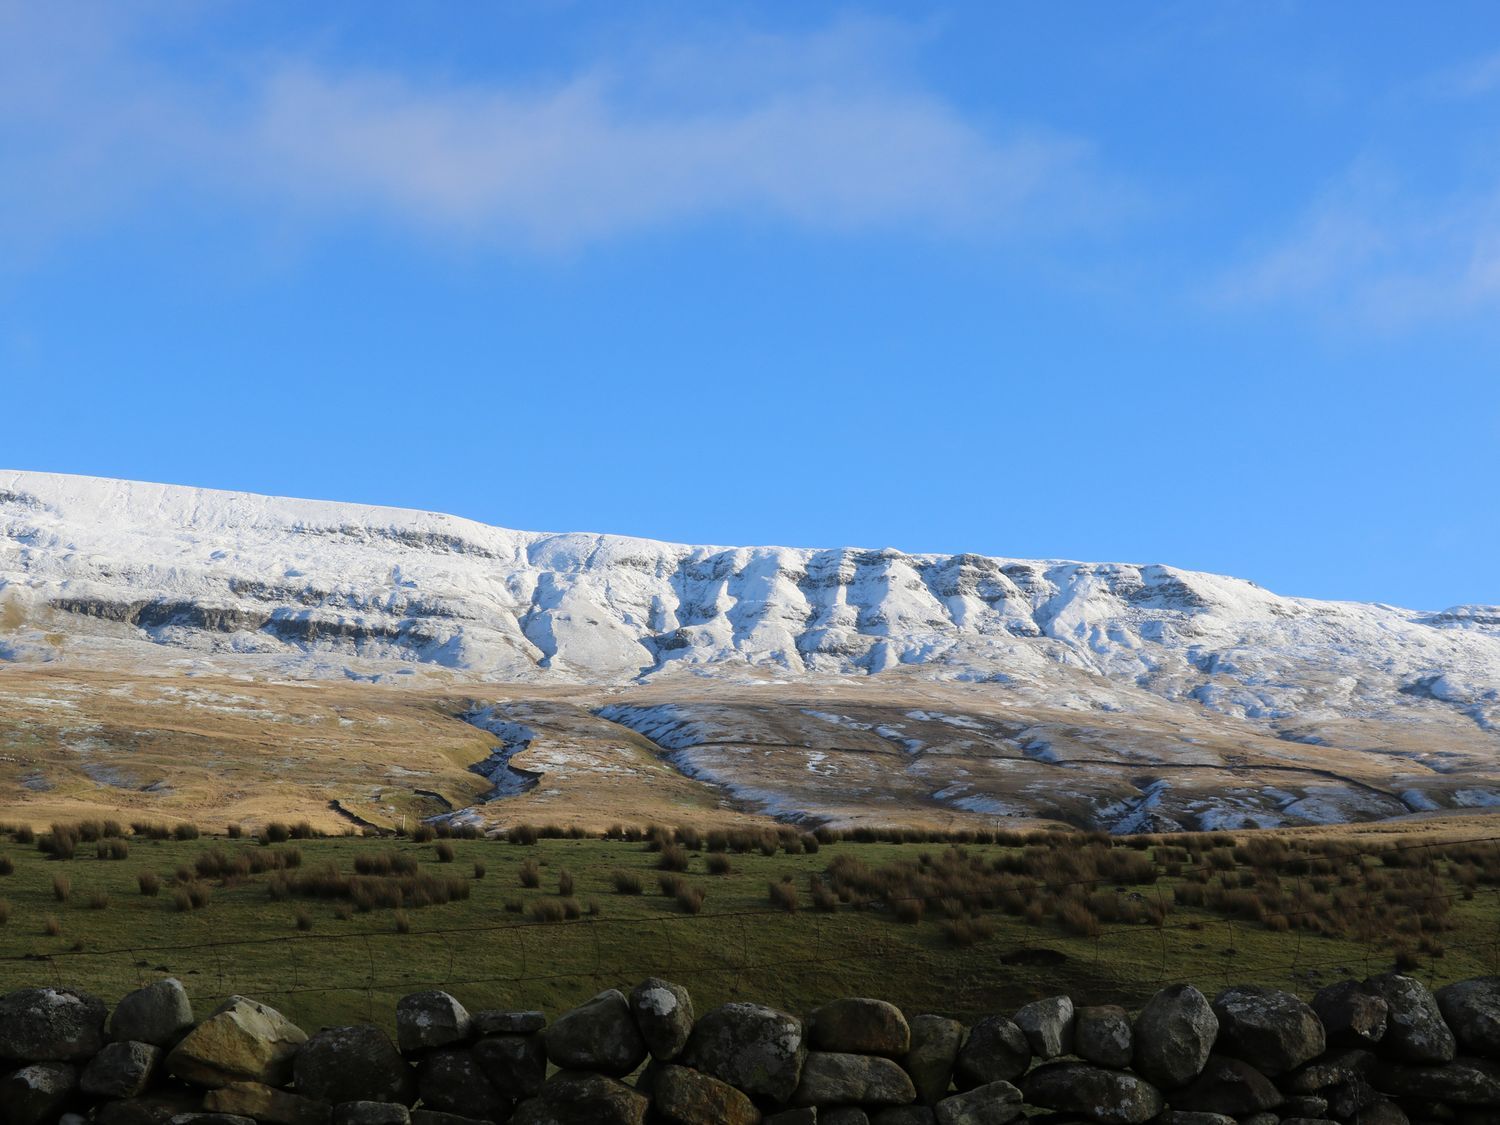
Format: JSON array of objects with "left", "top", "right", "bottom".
[{"left": 2, "top": 2, "right": 1497, "bottom": 610}]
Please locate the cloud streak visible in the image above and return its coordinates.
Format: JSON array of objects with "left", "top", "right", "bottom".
[
  {"left": 1215, "top": 166, "right": 1500, "bottom": 328},
  {"left": 0, "top": 9, "right": 1107, "bottom": 254}
]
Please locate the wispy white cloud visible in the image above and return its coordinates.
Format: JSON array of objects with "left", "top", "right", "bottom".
[
  {"left": 1431, "top": 49, "right": 1500, "bottom": 99},
  {"left": 0, "top": 8, "right": 1111, "bottom": 254},
  {"left": 1215, "top": 166, "right": 1500, "bottom": 328}
]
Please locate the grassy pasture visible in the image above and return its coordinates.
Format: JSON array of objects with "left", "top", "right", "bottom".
[{"left": 0, "top": 823, "right": 1497, "bottom": 1033}]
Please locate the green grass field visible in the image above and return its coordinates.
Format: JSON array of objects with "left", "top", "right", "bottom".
[{"left": 1, "top": 828, "right": 1496, "bottom": 1033}]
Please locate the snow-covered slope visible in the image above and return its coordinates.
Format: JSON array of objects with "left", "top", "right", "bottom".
[{"left": 2, "top": 470, "right": 1499, "bottom": 733}]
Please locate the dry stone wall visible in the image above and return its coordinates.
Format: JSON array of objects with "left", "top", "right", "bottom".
[{"left": 2, "top": 973, "right": 1499, "bottom": 1124}]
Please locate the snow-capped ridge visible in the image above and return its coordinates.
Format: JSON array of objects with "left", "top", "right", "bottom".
[{"left": 1, "top": 471, "right": 1498, "bottom": 742}]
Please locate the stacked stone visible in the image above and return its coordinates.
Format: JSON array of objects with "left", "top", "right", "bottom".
[{"left": 2, "top": 973, "right": 1499, "bottom": 1123}]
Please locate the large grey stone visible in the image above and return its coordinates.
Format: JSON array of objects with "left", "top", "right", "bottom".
[
  {"left": 873, "top": 1108, "right": 937, "bottom": 1125},
  {"left": 954, "top": 1016, "right": 1029, "bottom": 1087},
  {"left": 1, "top": 1061, "right": 78, "bottom": 1125},
  {"left": 0, "top": 987, "right": 108, "bottom": 1061},
  {"left": 112, "top": 980, "right": 196, "bottom": 1047},
  {"left": 628, "top": 978, "right": 694, "bottom": 1062},
  {"left": 904, "top": 1014, "right": 964, "bottom": 1105},
  {"left": 94, "top": 1090, "right": 202, "bottom": 1125},
  {"left": 933, "top": 1080, "right": 1024, "bottom": 1125},
  {"left": 1312, "top": 980, "right": 1387, "bottom": 1047},
  {"left": 1363, "top": 973, "right": 1456, "bottom": 1064},
  {"left": 1283, "top": 1047, "right": 1375, "bottom": 1094},
  {"left": 1165, "top": 1053, "right": 1280, "bottom": 1117},
  {"left": 1281, "top": 1095, "right": 1329, "bottom": 1117},
  {"left": 165, "top": 995, "right": 307, "bottom": 1088},
  {"left": 333, "top": 1104, "right": 412, "bottom": 1125},
  {"left": 1013, "top": 996, "right": 1074, "bottom": 1060},
  {"left": 473, "top": 1032, "right": 546, "bottom": 1099},
  {"left": 1348, "top": 1102, "right": 1408, "bottom": 1125},
  {"left": 1437, "top": 977, "right": 1500, "bottom": 1060},
  {"left": 823, "top": 1111, "right": 870, "bottom": 1125},
  {"left": 1210, "top": 985, "right": 1325, "bottom": 1075},
  {"left": 1132, "top": 984, "right": 1217, "bottom": 1089},
  {"left": 1074, "top": 1006, "right": 1132, "bottom": 1069},
  {"left": 471, "top": 1011, "right": 545, "bottom": 1036},
  {"left": 1021, "top": 1061, "right": 1163, "bottom": 1124},
  {"left": 651, "top": 1063, "right": 760, "bottom": 1125},
  {"left": 680, "top": 1002, "right": 807, "bottom": 1103},
  {"left": 81, "top": 1041, "right": 162, "bottom": 1098},
  {"left": 793, "top": 1051, "right": 917, "bottom": 1107},
  {"left": 203, "top": 1081, "right": 331, "bottom": 1125},
  {"left": 510, "top": 1070, "right": 649, "bottom": 1125},
  {"left": 543, "top": 989, "right": 647, "bottom": 1078},
  {"left": 811, "top": 998, "right": 912, "bottom": 1057},
  {"left": 395, "top": 991, "right": 472, "bottom": 1055},
  {"left": 416, "top": 1049, "right": 509, "bottom": 1122},
  {"left": 1151, "top": 1114, "right": 1235, "bottom": 1125},
  {"left": 295, "top": 1025, "right": 413, "bottom": 1105},
  {"left": 1374, "top": 1056, "right": 1500, "bottom": 1105}
]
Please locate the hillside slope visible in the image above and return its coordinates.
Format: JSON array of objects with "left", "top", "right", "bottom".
[{"left": 1, "top": 470, "right": 1497, "bottom": 831}]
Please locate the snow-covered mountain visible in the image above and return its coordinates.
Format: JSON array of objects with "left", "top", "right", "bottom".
[
  {"left": 2, "top": 469, "right": 1498, "bottom": 719},
  {"left": 3, "top": 470, "right": 1498, "bottom": 832}
]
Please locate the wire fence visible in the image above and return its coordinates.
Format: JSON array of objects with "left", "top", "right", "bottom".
[{"left": 1, "top": 831, "right": 1497, "bottom": 1024}]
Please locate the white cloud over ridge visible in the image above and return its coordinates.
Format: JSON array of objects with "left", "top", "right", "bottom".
[{"left": 0, "top": 8, "right": 1104, "bottom": 253}]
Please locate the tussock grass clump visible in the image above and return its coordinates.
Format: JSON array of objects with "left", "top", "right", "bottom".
[
  {"left": 173, "top": 823, "right": 200, "bottom": 842},
  {"left": 434, "top": 841, "right": 456, "bottom": 863},
  {"left": 273, "top": 865, "right": 470, "bottom": 912},
  {"left": 768, "top": 880, "right": 798, "bottom": 913},
  {"left": 98, "top": 839, "right": 130, "bottom": 861},
  {"left": 531, "top": 899, "right": 566, "bottom": 923},
  {"left": 557, "top": 869, "right": 575, "bottom": 896},
  {"left": 518, "top": 860, "right": 541, "bottom": 889},
  {"left": 41, "top": 825, "right": 79, "bottom": 860},
  {"left": 942, "top": 916, "right": 996, "bottom": 948},
  {"left": 509, "top": 824, "right": 539, "bottom": 846},
  {"left": 294, "top": 908, "right": 313, "bottom": 931},
  {"left": 138, "top": 872, "right": 161, "bottom": 896},
  {"left": 473, "top": 861, "right": 486, "bottom": 879},
  {"left": 0, "top": 899, "right": 9, "bottom": 925},
  {"left": 676, "top": 886, "right": 706, "bottom": 914},
  {"left": 0, "top": 855, "right": 12, "bottom": 876},
  {"left": 353, "top": 851, "right": 418, "bottom": 877},
  {"left": 658, "top": 873, "right": 686, "bottom": 898},
  {"left": 658, "top": 845, "right": 689, "bottom": 872},
  {"left": 706, "top": 854, "right": 732, "bottom": 876},
  {"left": 893, "top": 897, "right": 924, "bottom": 924},
  {"left": 52, "top": 874, "right": 71, "bottom": 902},
  {"left": 87, "top": 891, "right": 109, "bottom": 911},
  {"left": 194, "top": 847, "right": 301, "bottom": 880},
  {"left": 611, "top": 870, "right": 644, "bottom": 895},
  {"left": 44, "top": 914, "right": 61, "bottom": 936}
]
